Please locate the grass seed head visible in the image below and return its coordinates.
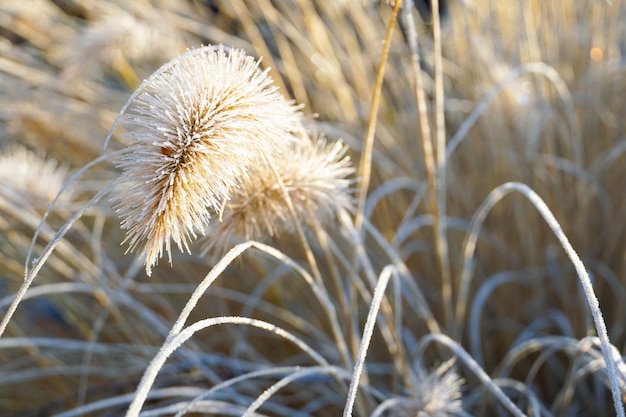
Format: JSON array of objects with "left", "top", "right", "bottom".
[
  {"left": 204, "top": 135, "right": 355, "bottom": 253},
  {"left": 114, "top": 45, "right": 303, "bottom": 275},
  {"left": 0, "top": 146, "right": 73, "bottom": 207},
  {"left": 389, "top": 360, "right": 465, "bottom": 417}
]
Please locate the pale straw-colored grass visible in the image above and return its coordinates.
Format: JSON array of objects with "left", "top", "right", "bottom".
[{"left": 0, "top": 0, "right": 624, "bottom": 416}]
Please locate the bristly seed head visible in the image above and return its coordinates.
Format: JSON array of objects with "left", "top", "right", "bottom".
[
  {"left": 388, "top": 359, "right": 465, "bottom": 417},
  {"left": 0, "top": 146, "right": 73, "bottom": 207},
  {"left": 114, "top": 45, "right": 303, "bottom": 275},
  {"left": 202, "top": 135, "right": 355, "bottom": 254}
]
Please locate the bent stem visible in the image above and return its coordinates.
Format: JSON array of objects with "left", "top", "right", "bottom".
[
  {"left": 456, "top": 181, "right": 624, "bottom": 417},
  {"left": 125, "top": 316, "right": 329, "bottom": 417},
  {"left": 0, "top": 153, "right": 121, "bottom": 340},
  {"left": 413, "top": 333, "right": 527, "bottom": 417}
]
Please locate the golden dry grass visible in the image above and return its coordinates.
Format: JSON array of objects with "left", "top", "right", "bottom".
[{"left": 0, "top": 0, "right": 625, "bottom": 416}]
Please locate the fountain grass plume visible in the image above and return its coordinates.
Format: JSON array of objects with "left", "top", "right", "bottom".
[
  {"left": 113, "top": 45, "right": 303, "bottom": 275},
  {"left": 203, "top": 135, "right": 355, "bottom": 254}
]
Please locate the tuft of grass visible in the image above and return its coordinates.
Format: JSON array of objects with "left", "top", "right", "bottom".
[{"left": 0, "top": 0, "right": 625, "bottom": 416}]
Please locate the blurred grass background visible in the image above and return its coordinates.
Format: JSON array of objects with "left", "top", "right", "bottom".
[{"left": 0, "top": 0, "right": 625, "bottom": 415}]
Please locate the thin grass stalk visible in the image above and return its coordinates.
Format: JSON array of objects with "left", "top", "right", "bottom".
[
  {"left": 339, "top": 210, "right": 386, "bottom": 383},
  {"left": 124, "top": 316, "right": 328, "bottom": 417},
  {"left": 0, "top": 178, "right": 119, "bottom": 339},
  {"left": 24, "top": 150, "right": 125, "bottom": 272},
  {"left": 318, "top": 2, "right": 372, "bottom": 114},
  {"left": 251, "top": 0, "right": 310, "bottom": 107},
  {"left": 76, "top": 265, "right": 149, "bottom": 405},
  {"left": 428, "top": 0, "right": 454, "bottom": 335},
  {"left": 525, "top": 345, "right": 580, "bottom": 398},
  {"left": 556, "top": 358, "right": 608, "bottom": 414},
  {"left": 308, "top": 209, "right": 351, "bottom": 336},
  {"left": 293, "top": 0, "right": 359, "bottom": 122},
  {"left": 267, "top": 162, "right": 323, "bottom": 285},
  {"left": 88, "top": 213, "right": 107, "bottom": 276},
  {"left": 451, "top": 64, "right": 573, "bottom": 339},
  {"left": 468, "top": 271, "right": 533, "bottom": 367},
  {"left": 515, "top": 183, "right": 624, "bottom": 416},
  {"left": 494, "top": 336, "right": 615, "bottom": 416},
  {"left": 371, "top": 398, "right": 412, "bottom": 417},
  {"left": 226, "top": 1, "right": 290, "bottom": 98},
  {"left": 456, "top": 181, "right": 624, "bottom": 416},
  {"left": 339, "top": 212, "right": 442, "bottom": 378},
  {"left": 113, "top": 291, "right": 223, "bottom": 383},
  {"left": 77, "top": 304, "right": 114, "bottom": 406},
  {"left": 445, "top": 62, "right": 575, "bottom": 161},
  {"left": 315, "top": 222, "right": 374, "bottom": 368},
  {"left": 354, "top": 0, "right": 402, "bottom": 231},
  {"left": 6, "top": 266, "right": 222, "bottom": 389},
  {"left": 0, "top": 198, "right": 96, "bottom": 281},
  {"left": 401, "top": 0, "right": 453, "bottom": 329},
  {"left": 342, "top": 265, "right": 396, "bottom": 417},
  {"left": 341, "top": 210, "right": 411, "bottom": 385},
  {"left": 343, "top": 210, "right": 442, "bottom": 335},
  {"left": 364, "top": 177, "right": 427, "bottom": 222},
  {"left": 0, "top": 283, "right": 95, "bottom": 309},
  {"left": 0, "top": 337, "right": 145, "bottom": 352},
  {"left": 242, "top": 366, "right": 345, "bottom": 417},
  {"left": 161, "top": 240, "right": 351, "bottom": 371},
  {"left": 52, "top": 387, "right": 219, "bottom": 417},
  {"left": 497, "top": 335, "right": 595, "bottom": 380},
  {"left": 413, "top": 333, "right": 527, "bottom": 417},
  {"left": 231, "top": 283, "right": 334, "bottom": 347},
  {"left": 140, "top": 401, "right": 268, "bottom": 417},
  {"left": 175, "top": 365, "right": 354, "bottom": 417},
  {"left": 479, "top": 379, "right": 546, "bottom": 417}
]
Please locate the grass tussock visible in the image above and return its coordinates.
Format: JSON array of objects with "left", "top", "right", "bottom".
[{"left": 0, "top": 0, "right": 625, "bottom": 416}]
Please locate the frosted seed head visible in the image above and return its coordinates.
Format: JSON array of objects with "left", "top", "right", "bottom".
[{"left": 114, "top": 45, "right": 303, "bottom": 275}]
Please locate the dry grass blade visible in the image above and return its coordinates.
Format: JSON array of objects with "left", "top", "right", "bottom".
[
  {"left": 343, "top": 265, "right": 396, "bottom": 417},
  {"left": 457, "top": 181, "right": 623, "bottom": 416},
  {"left": 354, "top": 0, "right": 402, "bottom": 232},
  {"left": 125, "top": 316, "right": 328, "bottom": 417}
]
